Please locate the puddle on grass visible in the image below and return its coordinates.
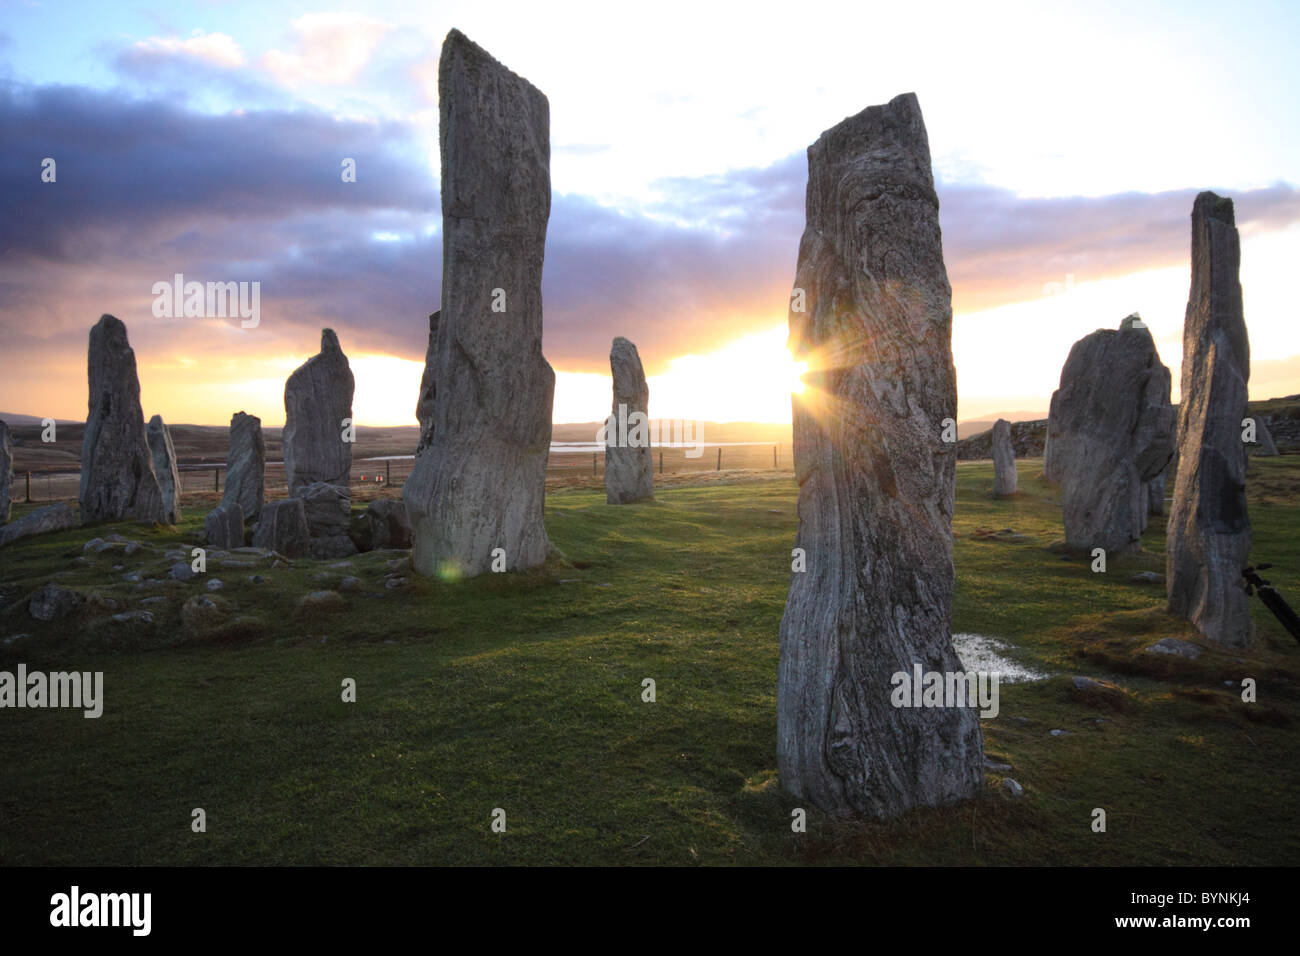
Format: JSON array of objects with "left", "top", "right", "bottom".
[{"left": 951, "top": 632, "right": 1050, "bottom": 683}]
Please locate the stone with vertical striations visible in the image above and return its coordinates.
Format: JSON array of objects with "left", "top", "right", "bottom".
[
  {"left": 204, "top": 501, "right": 244, "bottom": 550},
  {"left": 605, "top": 337, "right": 654, "bottom": 504},
  {"left": 404, "top": 29, "right": 555, "bottom": 579},
  {"left": 0, "top": 419, "right": 11, "bottom": 524},
  {"left": 251, "top": 498, "right": 309, "bottom": 558},
  {"left": 146, "top": 414, "right": 182, "bottom": 524},
  {"left": 778, "top": 93, "right": 982, "bottom": 819},
  {"left": 991, "top": 418, "right": 1017, "bottom": 496},
  {"left": 284, "top": 329, "right": 354, "bottom": 494},
  {"left": 415, "top": 312, "right": 440, "bottom": 458},
  {"left": 79, "top": 315, "right": 166, "bottom": 524},
  {"left": 223, "top": 411, "right": 265, "bottom": 521},
  {"left": 1047, "top": 315, "right": 1175, "bottom": 553},
  {"left": 1167, "top": 192, "right": 1253, "bottom": 648}
]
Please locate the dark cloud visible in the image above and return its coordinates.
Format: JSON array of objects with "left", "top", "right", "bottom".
[{"left": 2, "top": 77, "right": 1298, "bottom": 383}]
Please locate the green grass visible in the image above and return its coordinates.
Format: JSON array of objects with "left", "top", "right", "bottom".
[{"left": 1, "top": 457, "right": 1298, "bottom": 865}]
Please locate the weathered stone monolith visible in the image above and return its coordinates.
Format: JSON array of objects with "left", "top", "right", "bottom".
[
  {"left": 403, "top": 29, "right": 555, "bottom": 579},
  {"left": 1047, "top": 316, "right": 1175, "bottom": 553},
  {"left": 223, "top": 411, "right": 265, "bottom": 521},
  {"left": 991, "top": 418, "right": 1017, "bottom": 496},
  {"left": 605, "top": 337, "right": 653, "bottom": 504},
  {"left": 777, "top": 93, "right": 982, "bottom": 819},
  {"left": 0, "top": 419, "right": 11, "bottom": 524},
  {"left": 1167, "top": 192, "right": 1253, "bottom": 647},
  {"left": 415, "top": 312, "right": 440, "bottom": 458},
  {"left": 283, "top": 329, "right": 356, "bottom": 558},
  {"left": 284, "top": 329, "right": 354, "bottom": 494},
  {"left": 79, "top": 315, "right": 166, "bottom": 524},
  {"left": 146, "top": 414, "right": 182, "bottom": 524}
]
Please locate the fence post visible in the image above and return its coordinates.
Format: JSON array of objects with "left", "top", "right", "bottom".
[
  {"left": 386, "top": 460, "right": 391, "bottom": 486},
  {"left": 716, "top": 447, "right": 722, "bottom": 471},
  {"left": 26, "top": 471, "right": 32, "bottom": 503},
  {"left": 592, "top": 452, "right": 597, "bottom": 476},
  {"left": 659, "top": 451, "right": 663, "bottom": 474},
  {"left": 773, "top": 444, "right": 777, "bottom": 468},
  {"left": 214, "top": 467, "right": 219, "bottom": 492}
]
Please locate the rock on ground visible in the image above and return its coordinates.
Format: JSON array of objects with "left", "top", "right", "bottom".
[
  {"left": 251, "top": 498, "right": 310, "bottom": 558},
  {"left": 605, "top": 337, "right": 654, "bottom": 504},
  {"left": 404, "top": 29, "right": 555, "bottom": 579},
  {"left": 146, "top": 414, "right": 183, "bottom": 524},
  {"left": 1167, "top": 192, "right": 1253, "bottom": 648},
  {"left": 777, "top": 93, "right": 983, "bottom": 819},
  {"left": 79, "top": 315, "right": 166, "bottom": 524},
  {"left": 204, "top": 501, "right": 244, "bottom": 550},
  {"left": 29, "top": 582, "right": 81, "bottom": 621},
  {"left": 224, "top": 411, "right": 266, "bottom": 521},
  {"left": 991, "top": 418, "right": 1018, "bottom": 496},
  {"left": 367, "top": 499, "right": 412, "bottom": 550},
  {"left": 1047, "top": 315, "right": 1175, "bottom": 553},
  {"left": 2, "top": 503, "right": 78, "bottom": 548}
]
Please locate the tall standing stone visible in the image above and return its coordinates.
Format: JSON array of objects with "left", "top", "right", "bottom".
[
  {"left": 146, "top": 414, "right": 182, "bottom": 524},
  {"left": 415, "top": 312, "right": 440, "bottom": 458},
  {"left": 1147, "top": 473, "right": 1166, "bottom": 517},
  {"left": 1047, "top": 316, "right": 1175, "bottom": 553},
  {"left": 283, "top": 329, "right": 354, "bottom": 494},
  {"left": 79, "top": 315, "right": 166, "bottom": 524},
  {"left": 777, "top": 93, "right": 982, "bottom": 819},
  {"left": 991, "top": 418, "right": 1017, "bottom": 496},
  {"left": 1167, "top": 192, "right": 1253, "bottom": 648},
  {"left": 223, "top": 411, "right": 265, "bottom": 521},
  {"left": 1247, "top": 416, "right": 1278, "bottom": 456},
  {"left": 0, "top": 419, "right": 11, "bottom": 524},
  {"left": 404, "top": 29, "right": 555, "bottom": 579},
  {"left": 605, "top": 337, "right": 653, "bottom": 504}
]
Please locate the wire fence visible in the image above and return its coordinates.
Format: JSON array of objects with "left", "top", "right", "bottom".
[{"left": 14, "top": 444, "right": 792, "bottom": 504}]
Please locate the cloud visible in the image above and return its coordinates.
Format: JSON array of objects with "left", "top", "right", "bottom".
[
  {"left": 262, "top": 13, "right": 393, "bottom": 87},
  {"left": 129, "top": 31, "right": 246, "bottom": 69},
  {"left": 2, "top": 76, "right": 1299, "bottom": 403}
]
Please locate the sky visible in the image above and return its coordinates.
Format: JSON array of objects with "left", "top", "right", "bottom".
[{"left": 1, "top": 0, "right": 1298, "bottom": 426}]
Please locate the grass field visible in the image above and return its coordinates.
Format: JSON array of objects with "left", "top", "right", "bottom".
[{"left": 1, "top": 457, "right": 1298, "bottom": 865}]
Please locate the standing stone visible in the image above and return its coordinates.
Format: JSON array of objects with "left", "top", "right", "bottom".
[
  {"left": 223, "top": 411, "right": 265, "bottom": 521},
  {"left": 251, "top": 498, "right": 309, "bottom": 558},
  {"left": 284, "top": 329, "right": 354, "bottom": 494},
  {"left": 778, "top": 93, "right": 982, "bottom": 819},
  {"left": 415, "top": 312, "right": 440, "bottom": 458},
  {"left": 1167, "top": 192, "right": 1253, "bottom": 648},
  {"left": 284, "top": 329, "right": 356, "bottom": 558},
  {"left": 1047, "top": 316, "right": 1175, "bottom": 553},
  {"left": 79, "top": 315, "right": 166, "bottom": 524},
  {"left": 1248, "top": 416, "right": 1279, "bottom": 456},
  {"left": 146, "top": 414, "right": 182, "bottom": 524},
  {"left": 204, "top": 501, "right": 244, "bottom": 550},
  {"left": 0, "top": 419, "right": 11, "bottom": 524},
  {"left": 404, "top": 29, "right": 555, "bottom": 579},
  {"left": 605, "top": 337, "right": 653, "bottom": 504},
  {"left": 1147, "top": 473, "right": 1167, "bottom": 517},
  {"left": 991, "top": 419, "right": 1017, "bottom": 496}
]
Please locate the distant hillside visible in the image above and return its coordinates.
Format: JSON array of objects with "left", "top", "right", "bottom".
[{"left": 956, "top": 411, "right": 1048, "bottom": 440}]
